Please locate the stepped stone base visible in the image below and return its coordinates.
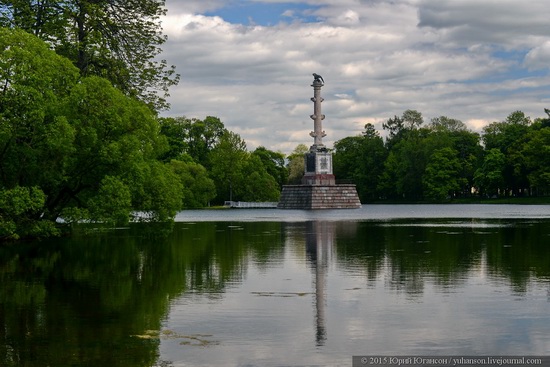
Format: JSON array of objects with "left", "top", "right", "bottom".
[{"left": 277, "top": 184, "right": 361, "bottom": 209}]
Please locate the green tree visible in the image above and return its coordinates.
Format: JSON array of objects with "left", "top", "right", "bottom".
[
  {"left": 0, "top": 27, "right": 79, "bottom": 189},
  {"left": 540, "top": 109, "right": 550, "bottom": 128},
  {"left": 0, "top": 0, "right": 179, "bottom": 110},
  {"left": 383, "top": 109, "right": 424, "bottom": 149},
  {"left": 131, "top": 161, "right": 183, "bottom": 221},
  {"left": 188, "top": 116, "right": 227, "bottom": 167},
  {"left": 333, "top": 123, "right": 386, "bottom": 202},
  {"left": 158, "top": 116, "right": 190, "bottom": 162},
  {"left": 286, "top": 144, "right": 308, "bottom": 184},
  {"left": 384, "top": 128, "right": 429, "bottom": 200},
  {"left": 208, "top": 132, "right": 281, "bottom": 203},
  {"left": 169, "top": 159, "right": 216, "bottom": 208},
  {"left": 208, "top": 131, "right": 249, "bottom": 203},
  {"left": 0, "top": 28, "right": 77, "bottom": 236},
  {"left": 382, "top": 114, "right": 404, "bottom": 141},
  {"left": 54, "top": 75, "right": 181, "bottom": 222},
  {"left": 522, "top": 127, "right": 550, "bottom": 195},
  {"left": 377, "top": 150, "right": 400, "bottom": 199},
  {"left": 423, "top": 147, "right": 465, "bottom": 201},
  {"left": 0, "top": 28, "right": 183, "bottom": 238},
  {"left": 159, "top": 116, "right": 227, "bottom": 167},
  {"left": 481, "top": 111, "right": 532, "bottom": 196},
  {"left": 0, "top": 186, "right": 57, "bottom": 239},
  {"left": 427, "top": 116, "right": 482, "bottom": 196},
  {"left": 238, "top": 155, "right": 280, "bottom": 202},
  {"left": 87, "top": 176, "right": 132, "bottom": 224},
  {"left": 449, "top": 130, "right": 482, "bottom": 196},
  {"left": 474, "top": 148, "right": 506, "bottom": 197},
  {"left": 402, "top": 109, "right": 424, "bottom": 129},
  {"left": 429, "top": 116, "right": 466, "bottom": 132},
  {"left": 252, "top": 146, "right": 288, "bottom": 188}
]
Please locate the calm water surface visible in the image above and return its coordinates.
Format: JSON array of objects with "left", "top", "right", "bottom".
[{"left": 1, "top": 205, "right": 549, "bottom": 366}]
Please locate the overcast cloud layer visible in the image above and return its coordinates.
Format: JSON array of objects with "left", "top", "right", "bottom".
[{"left": 160, "top": 0, "right": 550, "bottom": 153}]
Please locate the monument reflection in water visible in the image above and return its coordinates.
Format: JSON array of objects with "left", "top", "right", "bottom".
[{"left": 305, "top": 221, "right": 333, "bottom": 346}]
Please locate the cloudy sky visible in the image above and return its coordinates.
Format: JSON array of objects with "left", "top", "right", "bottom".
[{"left": 160, "top": 0, "right": 550, "bottom": 154}]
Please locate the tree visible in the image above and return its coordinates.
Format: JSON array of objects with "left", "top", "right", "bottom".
[
  {"left": 333, "top": 123, "right": 386, "bottom": 202},
  {"left": 429, "top": 116, "right": 466, "bottom": 132},
  {"left": 53, "top": 75, "right": 180, "bottom": 221},
  {"left": 383, "top": 109, "right": 424, "bottom": 149},
  {"left": 541, "top": 109, "right": 550, "bottom": 128},
  {"left": 158, "top": 116, "right": 227, "bottom": 167},
  {"left": 0, "top": 0, "right": 179, "bottom": 110},
  {"left": 131, "top": 161, "right": 183, "bottom": 221},
  {"left": 383, "top": 114, "right": 403, "bottom": 137},
  {"left": 402, "top": 109, "right": 424, "bottom": 130},
  {"left": 423, "top": 147, "right": 465, "bottom": 201},
  {"left": 158, "top": 116, "right": 190, "bottom": 162},
  {"left": 286, "top": 144, "right": 308, "bottom": 184},
  {"left": 474, "top": 149, "right": 506, "bottom": 197},
  {"left": 377, "top": 151, "right": 400, "bottom": 199},
  {"left": 0, "top": 186, "right": 57, "bottom": 239},
  {"left": 522, "top": 127, "right": 550, "bottom": 195},
  {"left": 0, "top": 28, "right": 183, "bottom": 238},
  {"left": 208, "top": 131, "right": 248, "bottom": 203},
  {"left": 238, "top": 155, "right": 280, "bottom": 202},
  {"left": 187, "top": 116, "right": 228, "bottom": 168},
  {"left": 1, "top": 28, "right": 78, "bottom": 237},
  {"left": 383, "top": 128, "right": 429, "bottom": 200},
  {"left": 208, "top": 132, "right": 280, "bottom": 203},
  {"left": 169, "top": 159, "right": 216, "bottom": 208},
  {"left": 449, "top": 130, "right": 482, "bottom": 196},
  {"left": 482, "top": 111, "right": 531, "bottom": 196},
  {"left": 252, "top": 147, "right": 287, "bottom": 188},
  {"left": 425, "top": 117, "right": 482, "bottom": 196}
]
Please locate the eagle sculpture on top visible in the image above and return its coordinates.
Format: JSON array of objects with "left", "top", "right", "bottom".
[{"left": 312, "top": 73, "right": 324, "bottom": 84}]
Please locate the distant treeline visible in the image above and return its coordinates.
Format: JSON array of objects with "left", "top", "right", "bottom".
[{"left": 332, "top": 109, "right": 550, "bottom": 202}]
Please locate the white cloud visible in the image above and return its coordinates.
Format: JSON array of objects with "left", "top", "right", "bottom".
[
  {"left": 160, "top": 0, "right": 550, "bottom": 154},
  {"left": 417, "top": 0, "right": 550, "bottom": 48},
  {"left": 524, "top": 41, "right": 550, "bottom": 71},
  {"left": 164, "top": 0, "right": 225, "bottom": 14}
]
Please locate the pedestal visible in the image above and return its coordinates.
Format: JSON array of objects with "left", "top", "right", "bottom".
[
  {"left": 277, "top": 184, "right": 361, "bottom": 209},
  {"left": 302, "top": 150, "right": 335, "bottom": 185}
]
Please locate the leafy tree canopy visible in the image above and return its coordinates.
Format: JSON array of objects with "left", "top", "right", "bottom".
[
  {"left": 0, "top": 28, "right": 182, "bottom": 239},
  {"left": 383, "top": 109, "right": 424, "bottom": 149},
  {"left": 0, "top": 0, "right": 179, "bottom": 110},
  {"left": 286, "top": 144, "right": 308, "bottom": 185},
  {"left": 423, "top": 147, "right": 465, "bottom": 201},
  {"left": 159, "top": 116, "right": 227, "bottom": 167},
  {"left": 333, "top": 123, "right": 386, "bottom": 202},
  {"left": 252, "top": 147, "right": 287, "bottom": 188}
]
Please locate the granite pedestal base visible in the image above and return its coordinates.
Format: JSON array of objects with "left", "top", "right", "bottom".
[{"left": 277, "top": 184, "right": 361, "bottom": 209}]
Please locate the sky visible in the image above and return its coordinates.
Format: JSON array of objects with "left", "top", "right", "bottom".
[{"left": 160, "top": 0, "right": 550, "bottom": 154}]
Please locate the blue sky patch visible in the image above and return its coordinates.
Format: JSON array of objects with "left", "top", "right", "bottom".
[{"left": 204, "top": 1, "right": 321, "bottom": 26}]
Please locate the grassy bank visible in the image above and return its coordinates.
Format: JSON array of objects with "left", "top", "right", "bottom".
[
  {"left": 450, "top": 196, "right": 550, "bottom": 205},
  {"left": 368, "top": 197, "right": 550, "bottom": 205}
]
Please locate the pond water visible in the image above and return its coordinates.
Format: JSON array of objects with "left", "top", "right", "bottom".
[{"left": 1, "top": 205, "right": 550, "bottom": 366}]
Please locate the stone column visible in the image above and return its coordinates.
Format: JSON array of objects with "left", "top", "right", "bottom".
[
  {"left": 302, "top": 76, "right": 335, "bottom": 185},
  {"left": 309, "top": 80, "right": 326, "bottom": 149}
]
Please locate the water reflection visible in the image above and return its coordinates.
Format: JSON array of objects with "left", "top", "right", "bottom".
[
  {"left": 305, "top": 221, "right": 336, "bottom": 346},
  {"left": 1, "top": 218, "right": 549, "bottom": 366}
]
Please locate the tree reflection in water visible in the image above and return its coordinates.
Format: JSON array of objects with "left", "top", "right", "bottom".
[{"left": 1, "top": 219, "right": 549, "bottom": 366}]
